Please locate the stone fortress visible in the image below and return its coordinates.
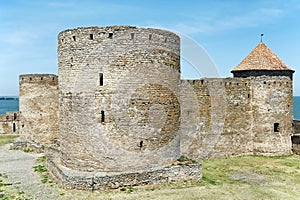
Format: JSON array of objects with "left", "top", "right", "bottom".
[{"left": 2, "top": 25, "right": 299, "bottom": 189}]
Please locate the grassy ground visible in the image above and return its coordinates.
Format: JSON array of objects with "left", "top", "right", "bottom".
[
  {"left": 0, "top": 135, "right": 18, "bottom": 147},
  {"left": 1, "top": 135, "right": 300, "bottom": 199}
]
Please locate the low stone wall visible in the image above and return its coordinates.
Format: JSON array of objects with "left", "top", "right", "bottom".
[
  {"left": 292, "top": 120, "right": 300, "bottom": 154},
  {"left": 13, "top": 141, "right": 44, "bottom": 153},
  {"left": 46, "top": 153, "right": 202, "bottom": 190},
  {"left": 0, "top": 112, "right": 19, "bottom": 134}
]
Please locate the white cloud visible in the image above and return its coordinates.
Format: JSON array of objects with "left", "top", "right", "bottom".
[
  {"left": 167, "top": 7, "right": 284, "bottom": 35},
  {"left": 0, "top": 31, "right": 39, "bottom": 46}
]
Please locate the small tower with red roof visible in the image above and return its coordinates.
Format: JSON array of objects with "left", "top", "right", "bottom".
[{"left": 232, "top": 42, "right": 294, "bottom": 155}]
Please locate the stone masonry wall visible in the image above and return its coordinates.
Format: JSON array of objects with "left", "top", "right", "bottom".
[
  {"left": 180, "top": 78, "right": 252, "bottom": 160},
  {"left": 251, "top": 76, "right": 293, "bottom": 155},
  {"left": 58, "top": 26, "right": 181, "bottom": 172},
  {"left": 0, "top": 112, "right": 19, "bottom": 134},
  {"left": 18, "top": 74, "right": 59, "bottom": 146},
  {"left": 46, "top": 151, "right": 202, "bottom": 190},
  {"left": 292, "top": 120, "right": 300, "bottom": 154},
  {"left": 180, "top": 76, "right": 293, "bottom": 159}
]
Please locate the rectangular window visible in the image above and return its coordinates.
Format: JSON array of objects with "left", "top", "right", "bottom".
[
  {"left": 130, "top": 33, "right": 134, "bottom": 40},
  {"left": 101, "top": 110, "right": 105, "bottom": 123},
  {"left": 90, "top": 34, "right": 93, "bottom": 40},
  {"left": 99, "top": 73, "right": 103, "bottom": 86},
  {"left": 13, "top": 123, "right": 16, "bottom": 132},
  {"left": 108, "top": 33, "right": 113, "bottom": 39},
  {"left": 274, "top": 123, "right": 279, "bottom": 132},
  {"left": 149, "top": 34, "right": 152, "bottom": 40}
]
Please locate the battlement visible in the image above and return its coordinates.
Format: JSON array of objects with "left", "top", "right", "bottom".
[
  {"left": 182, "top": 78, "right": 250, "bottom": 88},
  {"left": 58, "top": 26, "right": 180, "bottom": 54},
  {"left": 19, "top": 74, "right": 58, "bottom": 85}
]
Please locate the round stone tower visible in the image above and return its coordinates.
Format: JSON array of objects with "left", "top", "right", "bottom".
[
  {"left": 19, "top": 74, "right": 59, "bottom": 147},
  {"left": 58, "top": 26, "right": 181, "bottom": 172},
  {"left": 231, "top": 42, "right": 294, "bottom": 155}
]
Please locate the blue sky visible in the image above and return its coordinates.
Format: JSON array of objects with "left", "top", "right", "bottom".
[{"left": 0, "top": 0, "right": 299, "bottom": 95}]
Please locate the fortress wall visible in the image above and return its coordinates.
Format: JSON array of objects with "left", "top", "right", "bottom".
[
  {"left": 292, "top": 120, "right": 300, "bottom": 154},
  {"left": 0, "top": 112, "right": 19, "bottom": 134},
  {"left": 251, "top": 76, "right": 293, "bottom": 155},
  {"left": 58, "top": 26, "right": 181, "bottom": 172},
  {"left": 180, "top": 78, "right": 252, "bottom": 160},
  {"left": 293, "top": 120, "right": 300, "bottom": 135},
  {"left": 215, "top": 78, "right": 253, "bottom": 157},
  {"left": 18, "top": 74, "right": 59, "bottom": 146}
]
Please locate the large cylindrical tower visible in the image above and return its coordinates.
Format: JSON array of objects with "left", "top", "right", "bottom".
[
  {"left": 19, "top": 74, "right": 59, "bottom": 146},
  {"left": 58, "top": 26, "right": 180, "bottom": 172}
]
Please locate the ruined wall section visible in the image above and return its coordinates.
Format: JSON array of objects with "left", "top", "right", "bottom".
[
  {"left": 180, "top": 78, "right": 252, "bottom": 160},
  {"left": 19, "top": 74, "right": 59, "bottom": 146},
  {"left": 58, "top": 26, "right": 181, "bottom": 172},
  {"left": 251, "top": 76, "right": 293, "bottom": 155},
  {"left": 0, "top": 112, "right": 19, "bottom": 134},
  {"left": 292, "top": 120, "right": 300, "bottom": 154}
]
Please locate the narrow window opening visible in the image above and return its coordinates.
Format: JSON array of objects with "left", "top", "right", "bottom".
[
  {"left": 41, "top": 77, "right": 43, "bottom": 80},
  {"left": 274, "top": 123, "right": 280, "bottom": 132},
  {"left": 13, "top": 113, "right": 17, "bottom": 120},
  {"left": 30, "top": 77, "right": 32, "bottom": 81},
  {"left": 61, "top": 38, "right": 64, "bottom": 42},
  {"left": 90, "top": 34, "right": 93, "bottom": 40},
  {"left": 108, "top": 33, "right": 113, "bottom": 39},
  {"left": 99, "top": 73, "right": 103, "bottom": 86},
  {"left": 164, "top": 38, "right": 167, "bottom": 43},
  {"left": 248, "top": 94, "right": 250, "bottom": 98},
  {"left": 263, "top": 81, "right": 266, "bottom": 84},
  {"left": 130, "top": 33, "right": 134, "bottom": 40},
  {"left": 201, "top": 80, "right": 204, "bottom": 84},
  {"left": 22, "top": 124, "right": 24, "bottom": 128},
  {"left": 149, "top": 34, "right": 152, "bottom": 40},
  {"left": 101, "top": 110, "right": 105, "bottom": 123},
  {"left": 72, "top": 36, "right": 76, "bottom": 41},
  {"left": 13, "top": 123, "right": 16, "bottom": 132},
  {"left": 139, "top": 141, "right": 143, "bottom": 149},
  {"left": 52, "top": 77, "right": 55, "bottom": 80}
]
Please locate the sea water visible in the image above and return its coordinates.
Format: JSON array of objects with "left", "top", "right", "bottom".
[
  {"left": 0, "top": 97, "right": 19, "bottom": 114},
  {"left": 0, "top": 96, "right": 299, "bottom": 119},
  {"left": 294, "top": 96, "right": 300, "bottom": 120}
]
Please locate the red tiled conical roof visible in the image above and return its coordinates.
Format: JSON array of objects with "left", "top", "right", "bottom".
[{"left": 231, "top": 42, "right": 294, "bottom": 72}]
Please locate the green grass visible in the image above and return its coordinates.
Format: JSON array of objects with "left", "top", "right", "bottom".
[
  {"left": 36, "top": 156, "right": 46, "bottom": 163},
  {"left": 33, "top": 163, "right": 54, "bottom": 184},
  {"left": 33, "top": 165, "right": 47, "bottom": 173},
  {"left": 0, "top": 174, "right": 29, "bottom": 200},
  {"left": 0, "top": 135, "right": 18, "bottom": 147},
  {"left": 103, "top": 155, "right": 300, "bottom": 200},
  {"left": 22, "top": 149, "right": 33, "bottom": 153},
  {"left": 1, "top": 144, "right": 300, "bottom": 199}
]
